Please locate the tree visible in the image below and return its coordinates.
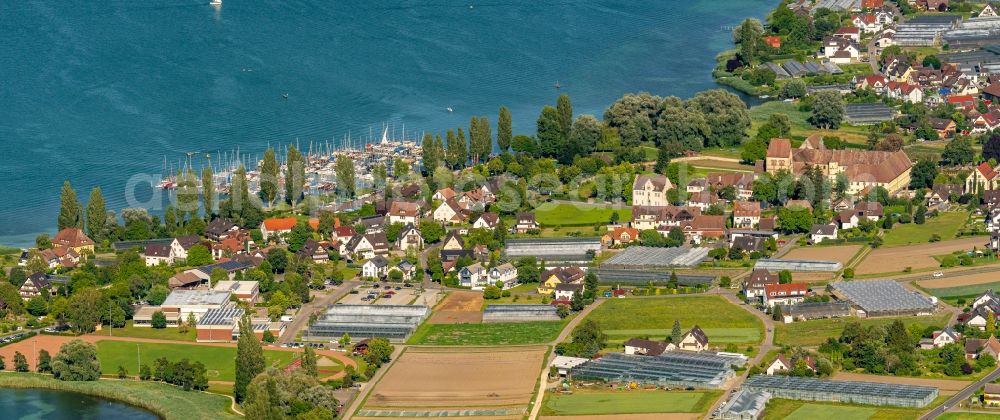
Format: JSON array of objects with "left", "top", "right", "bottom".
[
  {"left": 655, "top": 105, "right": 710, "bottom": 152},
  {"left": 235, "top": 313, "right": 266, "bottom": 403},
  {"left": 483, "top": 285, "right": 502, "bottom": 299},
  {"left": 27, "top": 296, "right": 47, "bottom": 316},
  {"left": 874, "top": 133, "right": 904, "bottom": 152},
  {"left": 421, "top": 133, "right": 442, "bottom": 175},
  {"left": 37, "top": 349, "right": 52, "bottom": 373},
  {"left": 747, "top": 67, "right": 776, "bottom": 86},
  {"left": 339, "top": 333, "right": 351, "bottom": 348},
  {"left": 420, "top": 221, "right": 445, "bottom": 244},
  {"left": 364, "top": 338, "right": 394, "bottom": 367},
  {"left": 732, "top": 18, "right": 764, "bottom": 64},
  {"left": 67, "top": 289, "right": 102, "bottom": 333},
  {"left": 51, "top": 339, "right": 100, "bottom": 381},
  {"left": 915, "top": 205, "right": 927, "bottom": 224},
  {"left": 244, "top": 372, "right": 282, "bottom": 420},
  {"left": 536, "top": 105, "right": 563, "bottom": 158},
  {"left": 771, "top": 304, "right": 783, "bottom": 321},
  {"left": 777, "top": 206, "right": 813, "bottom": 233},
  {"left": 942, "top": 136, "right": 975, "bottom": 165},
  {"left": 446, "top": 128, "right": 468, "bottom": 169},
  {"left": 778, "top": 270, "right": 792, "bottom": 284},
  {"left": 469, "top": 116, "right": 492, "bottom": 164},
  {"left": 809, "top": 91, "right": 845, "bottom": 129},
  {"left": 984, "top": 132, "right": 1000, "bottom": 162},
  {"left": 687, "top": 90, "right": 751, "bottom": 147},
  {"left": 556, "top": 94, "right": 574, "bottom": 140},
  {"left": 202, "top": 165, "right": 216, "bottom": 216},
  {"left": 604, "top": 92, "right": 661, "bottom": 147},
  {"left": 670, "top": 320, "right": 683, "bottom": 344},
  {"left": 85, "top": 187, "right": 106, "bottom": 241},
  {"left": 13, "top": 352, "right": 28, "bottom": 372},
  {"left": 498, "top": 106, "right": 513, "bottom": 152},
  {"left": 393, "top": 157, "right": 410, "bottom": 179},
  {"left": 284, "top": 145, "right": 305, "bottom": 206},
  {"left": 335, "top": 154, "right": 356, "bottom": 198},
  {"left": 185, "top": 244, "right": 213, "bottom": 266},
  {"left": 780, "top": 79, "right": 807, "bottom": 99},
  {"left": 909, "top": 160, "right": 938, "bottom": 189},
  {"left": 287, "top": 220, "right": 312, "bottom": 252},
  {"left": 150, "top": 310, "right": 167, "bottom": 328},
  {"left": 260, "top": 147, "right": 279, "bottom": 207},
  {"left": 922, "top": 54, "right": 942, "bottom": 69},
  {"left": 567, "top": 115, "right": 602, "bottom": 162},
  {"left": 58, "top": 181, "right": 83, "bottom": 230},
  {"left": 301, "top": 345, "right": 318, "bottom": 377}
]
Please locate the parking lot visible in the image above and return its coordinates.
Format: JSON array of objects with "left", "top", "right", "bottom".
[{"left": 337, "top": 284, "right": 443, "bottom": 307}]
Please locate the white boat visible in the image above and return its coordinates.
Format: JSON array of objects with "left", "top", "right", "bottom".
[{"left": 210, "top": 0, "right": 221, "bottom": 5}]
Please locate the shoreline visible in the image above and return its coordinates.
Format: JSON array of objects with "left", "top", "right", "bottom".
[{"left": 0, "top": 372, "right": 240, "bottom": 419}]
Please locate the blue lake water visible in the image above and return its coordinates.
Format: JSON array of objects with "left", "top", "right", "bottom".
[
  {"left": 0, "top": 388, "right": 159, "bottom": 420},
  {"left": 0, "top": 0, "right": 773, "bottom": 246}
]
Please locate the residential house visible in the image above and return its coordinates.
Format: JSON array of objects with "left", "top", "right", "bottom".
[
  {"left": 677, "top": 326, "right": 709, "bottom": 352},
  {"left": 631, "top": 205, "right": 700, "bottom": 231},
  {"left": 930, "top": 327, "right": 962, "bottom": 349},
  {"left": 144, "top": 243, "right": 178, "bottom": 266},
  {"left": 332, "top": 226, "right": 356, "bottom": 250},
  {"left": 766, "top": 354, "right": 817, "bottom": 375},
  {"left": 687, "top": 190, "right": 721, "bottom": 211},
  {"left": 297, "top": 239, "right": 330, "bottom": 264},
  {"left": 360, "top": 216, "right": 385, "bottom": 234},
  {"left": 834, "top": 209, "right": 860, "bottom": 230},
  {"left": 763, "top": 283, "right": 808, "bottom": 307},
  {"left": 947, "top": 95, "right": 977, "bottom": 110},
  {"left": 442, "top": 230, "right": 465, "bottom": 251},
  {"left": 396, "top": 224, "right": 424, "bottom": 251},
  {"left": 472, "top": 212, "right": 500, "bottom": 230},
  {"left": 489, "top": 263, "right": 519, "bottom": 289},
  {"left": 459, "top": 263, "right": 490, "bottom": 289},
  {"left": 927, "top": 184, "right": 961, "bottom": 209},
  {"left": 743, "top": 269, "right": 780, "bottom": 301},
  {"left": 680, "top": 215, "right": 727, "bottom": 244},
  {"left": 852, "top": 13, "right": 883, "bottom": 33},
  {"left": 602, "top": 227, "right": 640, "bottom": 247},
  {"left": 686, "top": 179, "right": 707, "bottom": 193},
  {"left": 967, "top": 162, "right": 1000, "bottom": 194},
  {"left": 835, "top": 26, "right": 861, "bottom": 43},
  {"left": 632, "top": 174, "right": 672, "bottom": 207},
  {"left": 432, "top": 187, "right": 457, "bottom": 202},
  {"left": 433, "top": 198, "right": 468, "bottom": 224},
  {"left": 387, "top": 201, "right": 421, "bottom": 226},
  {"left": 391, "top": 260, "right": 417, "bottom": 282},
  {"left": 733, "top": 201, "right": 761, "bottom": 229},
  {"left": 821, "top": 37, "right": 861, "bottom": 64},
  {"left": 52, "top": 228, "right": 95, "bottom": 254},
  {"left": 982, "top": 3, "right": 999, "bottom": 18},
  {"left": 732, "top": 236, "right": 765, "bottom": 254},
  {"left": 929, "top": 118, "right": 957, "bottom": 138},
  {"left": 706, "top": 173, "right": 755, "bottom": 200},
  {"left": 917, "top": 0, "right": 949, "bottom": 12},
  {"left": 537, "top": 267, "right": 585, "bottom": 295},
  {"left": 19, "top": 272, "right": 54, "bottom": 299},
  {"left": 260, "top": 217, "right": 297, "bottom": 242},
  {"left": 212, "top": 280, "right": 260, "bottom": 304},
  {"left": 985, "top": 383, "right": 1000, "bottom": 406},
  {"left": 623, "top": 338, "right": 671, "bottom": 356},
  {"left": 763, "top": 36, "right": 782, "bottom": 49},
  {"left": 554, "top": 283, "right": 584, "bottom": 301},
  {"left": 205, "top": 218, "right": 239, "bottom": 241},
  {"left": 810, "top": 223, "right": 838, "bottom": 243},
  {"left": 513, "top": 212, "right": 539, "bottom": 233},
  {"left": 344, "top": 233, "right": 389, "bottom": 260},
  {"left": 361, "top": 255, "right": 389, "bottom": 279}
]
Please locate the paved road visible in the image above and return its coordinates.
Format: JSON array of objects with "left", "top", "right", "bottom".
[
  {"left": 921, "top": 366, "right": 1000, "bottom": 420},
  {"left": 341, "top": 344, "right": 407, "bottom": 420},
  {"left": 278, "top": 280, "right": 359, "bottom": 344},
  {"left": 527, "top": 298, "right": 606, "bottom": 420}
]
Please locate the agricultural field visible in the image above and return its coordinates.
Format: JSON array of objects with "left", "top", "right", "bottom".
[
  {"left": 407, "top": 320, "right": 566, "bottom": 346},
  {"left": 789, "top": 272, "right": 838, "bottom": 284},
  {"left": 361, "top": 346, "right": 545, "bottom": 414},
  {"left": 582, "top": 296, "right": 763, "bottom": 349},
  {"left": 880, "top": 212, "right": 970, "bottom": 247},
  {"left": 923, "top": 280, "right": 1000, "bottom": 302},
  {"left": 918, "top": 271, "right": 1000, "bottom": 289},
  {"left": 426, "top": 291, "right": 484, "bottom": 324},
  {"left": 96, "top": 341, "right": 296, "bottom": 381},
  {"left": 762, "top": 399, "right": 926, "bottom": 420},
  {"left": 774, "top": 312, "right": 951, "bottom": 347},
  {"left": 855, "top": 237, "right": 989, "bottom": 276},
  {"left": 541, "top": 389, "right": 720, "bottom": 416},
  {"left": 783, "top": 245, "right": 862, "bottom": 265},
  {"left": 534, "top": 202, "right": 631, "bottom": 227},
  {"left": 939, "top": 413, "right": 1000, "bottom": 420}
]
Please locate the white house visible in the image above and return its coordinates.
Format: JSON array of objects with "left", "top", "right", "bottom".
[
  {"left": 387, "top": 201, "right": 421, "bottom": 227},
  {"left": 396, "top": 224, "right": 424, "bottom": 251},
  {"left": 930, "top": 327, "right": 962, "bottom": 348},
  {"left": 810, "top": 223, "right": 838, "bottom": 243},
  {"left": 489, "top": 263, "right": 519, "bottom": 289},
  {"left": 459, "top": 263, "right": 490, "bottom": 289},
  {"left": 763, "top": 283, "right": 808, "bottom": 307},
  {"left": 632, "top": 174, "right": 672, "bottom": 207},
  {"left": 433, "top": 199, "right": 467, "bottom": 224},
  {"left": 362, "top": 256, "right": 389, "bottom": 279},
  {"left": 554, "top": 283, "right": 584, "bottom": 301},
  {"left": 472, "top": 212, "right": 500, "bottom": 230},
  {"left": 677, "top": 326, "right": 709, "bottom": 352}
]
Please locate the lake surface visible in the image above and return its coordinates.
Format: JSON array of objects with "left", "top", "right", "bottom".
[
  {"left": 0, "top": 388, "right": 158, "bottom": 420},
  {"left": 0, "top": 0, "right": 773, "bottom": 246}
]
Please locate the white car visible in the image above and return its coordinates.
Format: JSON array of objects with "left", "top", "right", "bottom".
[{"left": 932, "top": 272, "right": 944, "bottom": 278}]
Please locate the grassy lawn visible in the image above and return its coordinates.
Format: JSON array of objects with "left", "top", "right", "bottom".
[
  {"left": 407, "top": 320, "right": 566, "bottom": 346},
  {"left": 482, "top": 294, "right": 547, "bottom": 307},
  {"left": 762, "top": 399, "right": 924, "bottom": 420},
  {"left": 106, "top": 321, "right": 197, "bottom": 342},
  {"left": 882, "top": 212, "right": 969, "bottom": 247},
  {"left": 774, "top": 312, "right": 951, "bottom": 347},
  {"left": 0, "top": 372, "right": 239, "bottom": 419},
  {"left": 541, "top": 389, "right": 719, "bottom": 416},
  {"left": 583, "top": 296, "right": 763, "bottom": 349},
  {"left": 534, "top": 202, "right": 631, "bottom": 227},
  {"left": 748, "top": 101, "right": 870, "bottom": 144},
  {"left": 97, "top": 341, "right": 296, "bottom": 381},
  {"left": 939, "top": 413, "right": 1000, "bottom": 420}
]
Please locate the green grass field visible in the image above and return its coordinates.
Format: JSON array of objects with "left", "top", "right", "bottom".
[
  {"left": 926, "top": 281, "right": 1000, "bottom": 299},
  {"left": 763, "top": 399, "right": 924, "bottom": 420},
  {"left": 534, "top": 202, "right": 631, "bottom": 227},
  {"left": 582, "top": 296, "right": 763, "bottom": 349},
  {"left": 407, "top": 320, "right": 566, "bottom": 346},
  {"left": 939, "top": 413, "right": 1000, "bottom": 420},
  {"left": 882, "top": 212, "right": 969, "bottom": 247},
  {"left": 541, "top": 390, "right": 719, "bottom": 416},
  {"left": 774, "top": 312, "right": 951, "bottom": 347},
  {"left": 107, "top": 321, "right": 197, "bottom": 342},
  {"left": 0, "top": 372, "right": 239, "bottom": 419},
  {"left": 748, "top": 101, "right": 870, "bottom": 144},
  {"left": 96, "top": 341, "right": 297, "bottom": 381}
]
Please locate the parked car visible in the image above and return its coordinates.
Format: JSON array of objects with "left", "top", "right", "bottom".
[{"left": 932, "top": 272, "right": 943, "bottom": 278}]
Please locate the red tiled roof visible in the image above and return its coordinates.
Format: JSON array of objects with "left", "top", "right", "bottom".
[
  {"left": 262, "top": 217, "right": 297, "bottom": 231},
  {"left": 764, "top": 283, "right": 808, "bottom": 298},
  {"left": 53, "top": 228, "right": 94, "bottom": 248}
]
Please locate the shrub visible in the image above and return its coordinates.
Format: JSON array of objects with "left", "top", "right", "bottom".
[{"left": 51, "top": 340, "right": 100, "bottom": 381}]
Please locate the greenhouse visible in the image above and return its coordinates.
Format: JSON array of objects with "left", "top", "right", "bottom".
[
  {"left": 505, "top": 238, "right": 601, "bottom": 263},
  {"left": 305, "top": 304, "right": 430, "bottom": 341},
  {"left": 482, "top": 305, "right": 560, "bottom": 323},
  {"left": 828, "top": 280, "right": 936, "bottom": 317},
  {"left": 754, "top": 259, "right": 842, "bottom": 272},
  {"left": 742, "top": 375, "right": 938, "bottom": 408},
  {"left": 601, "top": 246, "right": 708, "bottom": 268},
  {"left": 570, "top": 352, "right": 735, "bottom": 389},
  {"left": 590, "top": 268, "right": 714, "bottom": 286}
]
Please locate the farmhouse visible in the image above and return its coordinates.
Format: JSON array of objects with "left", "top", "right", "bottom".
[
  {"left": 743, "top": 269, "right": 779, "bottom": 301},
  {"left": 764, "top": 283, "right": 808, "bottom": 307},
  {"left": 537, "top": 267, "right": 585, "bottom": 295},
  {"left": 623, "top": 338, "right": 671, "bottom": 356},
  {"left": 766, "top": 354, "right": 816, "bottom": 375}
]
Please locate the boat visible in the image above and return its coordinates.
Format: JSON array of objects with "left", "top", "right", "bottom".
[
  {"left": 446, "top": 107, "right": 453, "bottom": 112},
  {"left": 210, "top": 0, "right": 221, "bottom": 5},
  {"left": 554, "top": 81, "right": 561, "bottom": 89}
]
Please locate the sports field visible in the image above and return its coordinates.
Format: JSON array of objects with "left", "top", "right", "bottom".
[
  {"left": 582, "top": 296, "right": 763, "bottom": 349},
  {"left": 96, "top": 341, "right": 296, "bottom": 381},
  {"left": 363, "top": 346, "right": 545, "bottom": 413},
  {"left": 534, "top": 202, "right": 631, "bottom": 227},
  {"left": 407, "top": 320, "right": 566, "bottom": 345},
  {"left": 541, "top": 390, "right": 719, "bottom": 416},
  {"left": 880, "top": 212, "right": 969, "bottom": 247}
]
